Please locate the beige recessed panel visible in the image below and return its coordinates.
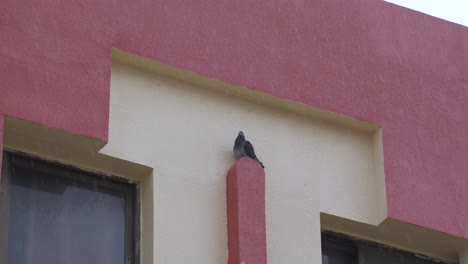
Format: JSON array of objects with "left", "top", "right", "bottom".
[{"left": 100, "top": 53, "right": 385, "bottom": 264}]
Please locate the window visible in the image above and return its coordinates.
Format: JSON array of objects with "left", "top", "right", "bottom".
[
  {"left": 322, "top": 232, "right": 447, "bottom": 264},
  {"left": 0, "top": 152, "right": 139, "bottom": 264},
  {"left": 322, "top": 233, "right": 357, "bottom": 264}
]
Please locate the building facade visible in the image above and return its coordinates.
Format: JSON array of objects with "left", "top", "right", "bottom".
[{"left": 0, "top": 0, "right": 467, "bottom": 263}]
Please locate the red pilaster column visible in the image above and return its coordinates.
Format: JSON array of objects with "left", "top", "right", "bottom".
[{"left": 226, "top": 157, "right": 267, "bottom": 264}]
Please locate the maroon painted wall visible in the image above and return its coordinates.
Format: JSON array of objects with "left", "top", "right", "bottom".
[{"left": 1, "top": 0, "right": 467, "bottom": 237}]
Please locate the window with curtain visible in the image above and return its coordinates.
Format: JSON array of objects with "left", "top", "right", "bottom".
[{"left": 0, "top": 152, "right": 138, "bottom": 264}]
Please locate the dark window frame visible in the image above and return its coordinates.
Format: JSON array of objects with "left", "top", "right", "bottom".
[
  {"left": 0, "top": 151, "right": 140, "bottom": 264},
  {"left": 322, "top": 231, "right": 449, "bottom": 264}
]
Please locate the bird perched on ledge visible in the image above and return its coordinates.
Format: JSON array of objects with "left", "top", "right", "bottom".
[{"left": 233, "top": 131, "right": 264, "bottom": 168}]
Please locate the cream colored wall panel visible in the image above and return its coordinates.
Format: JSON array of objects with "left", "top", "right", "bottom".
[{"left": 100, "top": 61, "right": 382, "bottom": 264}]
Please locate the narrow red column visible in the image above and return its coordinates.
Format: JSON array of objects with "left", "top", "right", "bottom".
[{"left": 226, "top": 157, "right": 267, "bottom": 264}]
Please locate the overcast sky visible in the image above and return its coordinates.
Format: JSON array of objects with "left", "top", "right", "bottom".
[{"left": 385, "top": 0, "right": 468, "bottom": 27}]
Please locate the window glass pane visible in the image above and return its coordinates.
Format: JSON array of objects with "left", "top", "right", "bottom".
[
  {"left": 322, "top": 234, "right": 356, "bottom": 264},
  {"left": 7, "top": 165, "right": 127, "bottom": 264},
  {"left": 321, "top": 252, "right": 354, "bottom": 264},
  {"left": 357, "top": 244, "right": 440, "bottom": 264}
]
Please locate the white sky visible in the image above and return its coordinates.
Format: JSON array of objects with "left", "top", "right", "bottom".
[{"left": 385, "top": 0, "right": 468, "bottom": 27}]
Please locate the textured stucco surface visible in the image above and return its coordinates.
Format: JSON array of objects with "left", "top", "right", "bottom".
[{"left": 0, "top": 0, "right": 467, "bottom": 238}]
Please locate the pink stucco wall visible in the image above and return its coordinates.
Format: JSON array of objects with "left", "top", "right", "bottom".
[{"left": 0, "top": 0, "right": 467, "bottom": 237}]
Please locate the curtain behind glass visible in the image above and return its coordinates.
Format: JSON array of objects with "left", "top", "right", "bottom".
[{"left": 7, "top": 166, "right": 126, "bottom": 264}]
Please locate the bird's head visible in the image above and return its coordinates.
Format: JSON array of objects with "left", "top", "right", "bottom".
[{"left": 236, "top": 131, "right": 245, "bottom": 143}]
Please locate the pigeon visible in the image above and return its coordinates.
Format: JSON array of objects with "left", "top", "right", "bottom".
[{"left": 233, "top": 131, "right": 264, "bottom": 168}]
